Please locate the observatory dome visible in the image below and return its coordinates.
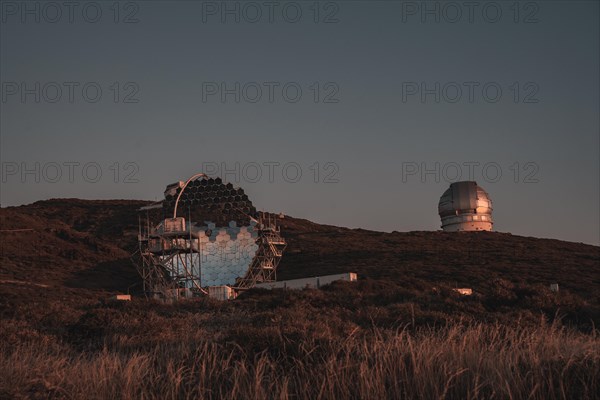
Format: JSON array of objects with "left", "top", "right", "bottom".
[{"left": 438, "top": 181, "right": 493, "bottom": 232}]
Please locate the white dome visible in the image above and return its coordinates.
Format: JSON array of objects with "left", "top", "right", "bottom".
[{"left": 438, "top": 181, "right": 493, "bottom": 232}]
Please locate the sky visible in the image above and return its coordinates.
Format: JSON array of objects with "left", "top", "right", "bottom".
[{"left": 1, "top": 0, "right": 599, "bottom": 245}]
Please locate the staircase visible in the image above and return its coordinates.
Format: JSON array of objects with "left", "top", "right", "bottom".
[{"left": 235, "top": 214, "right": 286, "bottom": 289}]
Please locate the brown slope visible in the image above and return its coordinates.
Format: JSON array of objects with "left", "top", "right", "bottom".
[
  {"left": 0, "top": 199, "right": 598, "bottom": 302},
  {"left": 0, "top": 199, "right": 149, "bottom": 292},
  {"left": 276, "top": 216, "right": 600, "bottom": 300}
]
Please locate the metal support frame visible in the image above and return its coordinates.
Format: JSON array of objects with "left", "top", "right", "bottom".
[
  {"left": 132, "top": 176, "right": 286, "bottom": 300},
  {"left": 235, "top": 212, "right": 286, "bottom": 289}
]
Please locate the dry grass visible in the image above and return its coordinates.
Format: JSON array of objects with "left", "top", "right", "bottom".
[
  {"left": 1, "top": 200, "right": 599, "bottom": 399},
  {"left": 1, "top": 322, "right": 598, "bottom": 400}
]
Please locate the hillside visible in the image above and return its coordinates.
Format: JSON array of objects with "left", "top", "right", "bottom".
[
  {"left": 1, "top": 199, "right": 599, "bottom": 399},
  {"left": 1, "top": 198, "right": 598, "bottom": 300}
]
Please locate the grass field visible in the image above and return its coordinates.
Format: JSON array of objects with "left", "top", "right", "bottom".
[
  {"left": 1, "top": 200, "right": 599, "bottom": 399},
  {"left": 1, "top": 283, "right": 599, "bottom": 400},
  {"left": 2, "top": 309, "right": 598, "bottom": 399}
]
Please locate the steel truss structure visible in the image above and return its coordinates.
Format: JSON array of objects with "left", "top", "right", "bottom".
[
  {"left": 132, "top": 174, "right": 286, "bottom": 299},
  {"left": 236, "top": 212, "right": 287, "bottom": 289}
]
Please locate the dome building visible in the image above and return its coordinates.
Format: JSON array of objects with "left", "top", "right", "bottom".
[{"left": 438, "top": 181, "right": 493, "bottom": 232}]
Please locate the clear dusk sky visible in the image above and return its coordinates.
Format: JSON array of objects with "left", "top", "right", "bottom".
[{"left": 1, "top": 0, "right": 598, "bottom": 245}]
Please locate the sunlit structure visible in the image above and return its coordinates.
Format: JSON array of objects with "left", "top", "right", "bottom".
[
  {"left": 438, "top": 181, "right": 493, "bottom": 232},
  {"left": 133, "top": 173, "right": 286, "bottom": 300}
]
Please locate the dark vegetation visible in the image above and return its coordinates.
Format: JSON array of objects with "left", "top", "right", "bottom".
[{"left": 1, "top": 199, "right": 599, "bottom": 399}]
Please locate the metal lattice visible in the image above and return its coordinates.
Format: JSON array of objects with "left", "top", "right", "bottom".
[{"left": 133, "top": 174, "right": 285, "bottom": 300}]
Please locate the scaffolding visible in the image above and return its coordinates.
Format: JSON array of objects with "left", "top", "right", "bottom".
[
  {"left": 132, "top": 175, "right": 286, "bottom": 300},
  {"left": 235, "top": 212, "right": 287, "bottom": 289}
]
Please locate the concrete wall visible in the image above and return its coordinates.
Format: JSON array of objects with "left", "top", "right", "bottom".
[{"left": 254, "top": 272, "right": 357, "bottom": 290}]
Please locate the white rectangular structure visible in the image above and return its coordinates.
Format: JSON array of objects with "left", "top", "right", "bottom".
[
  {"left": 453, "top": 288, "right": 473, "bottom": 296},
  {"left": 254, "top": 272, "right": 357, "bottom": 290},
  {"left": 164, "top": 217, "right": 186, "bottom": 233},
  {"left": 208, "top": 285, "right": 236, "bottom": 301},
  {"left": 108, "top": 294, "right": 131, "bottom": 301}
]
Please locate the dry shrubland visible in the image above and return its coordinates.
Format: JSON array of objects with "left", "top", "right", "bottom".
[
  {"left": 1, "top": 319, "right": 598, "bottom": 400},
  {"left": 1, "top": 282, "right": 599, "bottom": 400},
  {"left": 1, "top": 200, "right": 599, "bottom": 399}
]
